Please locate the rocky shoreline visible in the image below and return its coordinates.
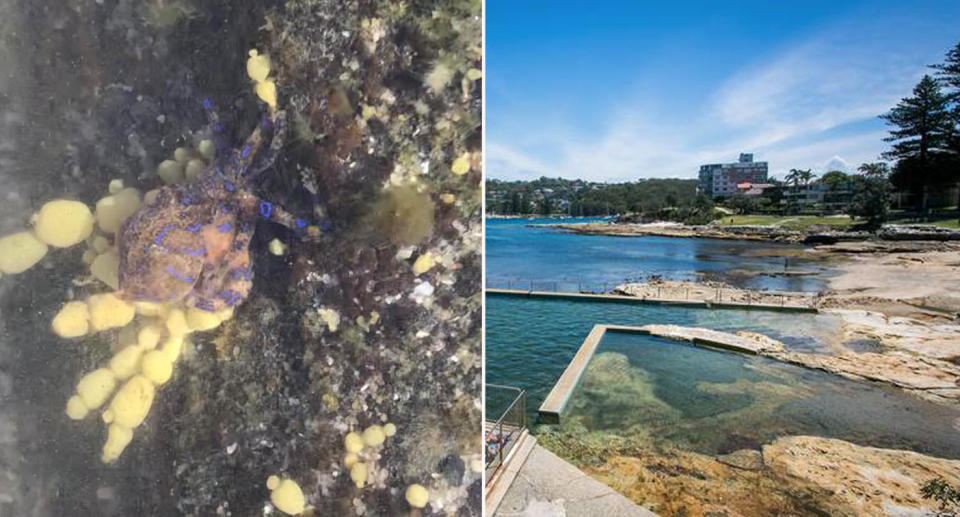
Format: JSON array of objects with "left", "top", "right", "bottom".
[
  {"left": 541, "top": 221, "right": 810, "bottom": 242},
  {"left": 614, "top": 280, "right": 820, "bottom": 308},
  {"left": 614, "top": 278, "right": 960, "bottom": 405},
  {"left": 539, "top": 221, "right": 960, "bottom": 244},
  {"left": 539, "top": 429, "right": 960, "bottom": 517},
  {"left": 607, "top": 226, "right": 960, "bottom": 407},
  {"left": 529, "top": 221, "right": 960, "bottom": 515}
]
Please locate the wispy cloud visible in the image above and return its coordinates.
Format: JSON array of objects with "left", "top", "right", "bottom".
[
  {"left": 486, "top": 142, "right": 555, "bottom": 179},
  {"left": 760, "top": 131, "right": 889, "bottom": 178},
  {"left": 488, "top": 14, "right": 951, "bottom": 182},
  {"left": 711, "top": 31, "right": 924, "bottom": 148}
]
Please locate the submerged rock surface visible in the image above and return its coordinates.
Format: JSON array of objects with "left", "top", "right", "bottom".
[{"left": 0, "top": 0, "right": 480, "bottom": 515}]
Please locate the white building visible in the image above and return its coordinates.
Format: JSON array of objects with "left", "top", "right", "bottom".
[{"left": 698, "top": 153, "right": 769, "bottom": 198}]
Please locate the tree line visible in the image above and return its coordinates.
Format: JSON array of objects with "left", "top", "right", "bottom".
[
  {"left": 486, "top": 177, "right": 700, "bottom": 217},
  {"left": 486, "top": 40, "right": 960, "bottom": 228},
  {"left": 880, "top": 41, "right": 960, "bottom": 221}
]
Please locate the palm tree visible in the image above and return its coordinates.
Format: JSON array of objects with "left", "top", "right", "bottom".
[
  {"left": 784, "top": 169, "right": 803, "bottom": 214},
  {"left": 785, "top": 169, "right": 802, "bottom": 191}
]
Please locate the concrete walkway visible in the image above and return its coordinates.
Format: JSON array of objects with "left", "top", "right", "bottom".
[
  {"left": 494, "top": 444, "right": 658, "bottom": 517},
  {"left": 486, "top": 288, "right": 818, "bottom": 313}
]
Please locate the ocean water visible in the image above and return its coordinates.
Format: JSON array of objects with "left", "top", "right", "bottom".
[
  {"left": 485, "top": 217, "right": 842, "bottom": 419},
  {"left": 486, "top": 217, "right": 829, "bottom": 292},
  {"left": 484, "top": 219, "right": 960, "bottom": 516}
]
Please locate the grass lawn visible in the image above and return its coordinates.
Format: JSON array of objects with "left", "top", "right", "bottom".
[
  {"left": 888, "top": 210, "right": 960, "bottom": 229},
  {"left": 716, "top": 215, "right": 857, "bottom": 230},
  {"left": 719, "top": 212, "right": 960, "bottom": 230},
  {"left": 716, "top": 215, "right": 787, "bottom": 226},
  {"left": 920, "top": 219, "right": 960, "bottom": 229},
  {"left": 780, "top": 217, "right": 857, "bottom": 230}
]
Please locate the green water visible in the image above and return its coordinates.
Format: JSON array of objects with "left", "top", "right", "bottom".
[
  {"left": 485, "top": 293, "right": 842, "bottom": 420},
  {"left": 563, "top": 331, "right": 960, "bottom": 459}
]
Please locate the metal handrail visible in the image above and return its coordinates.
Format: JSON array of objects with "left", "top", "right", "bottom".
[
  {"left": 485, "top": 277, "right": 617, "bottom": 294},
  {"left": 486, "top": 384, "right": 526, "bottom": 428},
  {"left": 485, "top": 384, "right": 527, "bottom": 480}
]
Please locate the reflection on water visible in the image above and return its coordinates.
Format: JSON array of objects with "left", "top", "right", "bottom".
[
  {"left": 562, "top": 331, "right": 960, "bottom": 459},
  {"left": 486, "top": 218, "right": 831, "bottom": 292}
]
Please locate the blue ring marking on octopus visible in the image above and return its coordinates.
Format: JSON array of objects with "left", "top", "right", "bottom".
[
  {"left": 214, "top": 123, "right": 223, "bottom": 133},
  {"left": 295, "top": 218, "right": 307, "bottom": 228},
  {"left": 186, "top": 222, "right": 203, "bottom": 232},
  {"left": 231, "top": 267, "right": 252, "bottom": 280},
  {"left": 181, "top": 196, "right": 194, "bottom": 205},
  {"left": 218, "top": 290, "right": 245, "bottom": 306},
  {"left": 226, "top": 291, "right": 244, "bottom": 306},
  {"left": 155, "top": 225, "right": 176, "bottom": 246},
  {"left": 259, "top": 201, "right": 273, "bottom": 218},
  {"left": 194, "top": 299, "right": 216, "bottom": 311},
  {"left": 183, "top": 246, "right": 206, "bottom": 257},
  {"left": 240, "top": 223, "right": 252, "bottom": 233},
  {"left": 165, "top": 266, "right": 195, "bottom": 284},
  {"left": 202, "top": 98, "right": 213, "bottom": 110},
  {"left": 217, "top": 222, "right": 232, "bottom": 233},
  {"left": 224, "top": 180, "right": 235, "bottom": 192},
  {"left": 241, "top": 145, "right": 251, "bottom": 158},
  {"left": 321, "top": 220, "right": 332, "bottom": 231}
]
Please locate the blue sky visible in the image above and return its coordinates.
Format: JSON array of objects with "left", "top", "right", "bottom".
[{"left": 486, "top": 1, "right": 960, "bottom": 181}]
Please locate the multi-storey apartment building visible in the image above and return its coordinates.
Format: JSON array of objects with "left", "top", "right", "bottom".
[{"left": 698, "top": 153, "right": 768, "bottom": 198}]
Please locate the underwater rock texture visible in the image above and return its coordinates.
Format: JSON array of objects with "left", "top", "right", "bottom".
[{"left": 0, "top": 0, "right": 480, "bottom": 515}]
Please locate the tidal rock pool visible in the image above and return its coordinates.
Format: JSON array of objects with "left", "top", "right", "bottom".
[{"left": 537, "top": 330, "right": 960, "bottom": 516}]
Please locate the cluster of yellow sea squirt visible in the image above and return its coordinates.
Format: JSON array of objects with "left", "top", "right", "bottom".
[
  {"left": 343, "top": 423, "right": 429, "bottom": 509},
  {"left": 0, "top": 133, "right": 229, "bottom": 465},
  {"left": 247, "top": 49, "right": 277, "bottom": 110},
  {"left": 0, "top": 50, "right": 439, "bottom": 514},
  {"left": 259, "top": 422, "right": 427, "bottom": 516}
]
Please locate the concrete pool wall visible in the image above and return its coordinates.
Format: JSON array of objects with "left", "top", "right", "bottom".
[
  {"left": 539, "top": 323, "right": 816, "bottom": 422},
  {"left": 486, "top": 288, "right": 818, "bottom": 313}
]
